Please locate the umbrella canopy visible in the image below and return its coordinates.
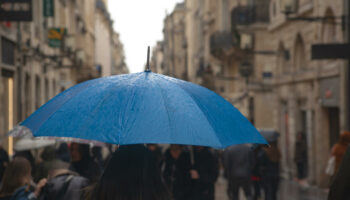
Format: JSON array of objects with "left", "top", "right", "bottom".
[
  {"left": 14, "top": 136, "right": 55, "bottom": 151},
  {"left": 10, "top": 72, "right": 267, "bottom": 148}
]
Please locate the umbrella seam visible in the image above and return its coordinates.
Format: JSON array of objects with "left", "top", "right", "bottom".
[
  {"left": 25, "top": 79, "right": 104, "bottom": 134},
  {"left": 31, "top": 76, "right": 130, "bottom": 140},
  {"left": 68, "top": 73, "right": 142, "bottom": 144},
  {"left": 151, "top": 74, "right": 173, "bottom": 141},
  {"left": 154, "top": 74, "right": 221, "bottom": 147}
]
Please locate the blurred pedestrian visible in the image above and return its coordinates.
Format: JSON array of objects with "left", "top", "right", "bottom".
[
  {"left": 91, "top": 146, "right": 104, "bottom": 170},
  {"left": 223, "top": 144, "right": 253, "bottom": 200},
  {"left": 0, "top": 145, "right": 9, "bottom": 185},
  {"left": 34, "top": 146, "right": 57, "bottom": 182},
  {"left": 0, "top": 157, "right": 47, "bottom": 200},
  {"left": 88, "top": 144, "right": 170, "bottom": 200},
  {"left": 163, "top": 144, "right": 192, "bottom": 200},
  {"left": 69, "top": 143, "right": 101, "bottom": 183},
  {"left": 260, "top": 142, "right": 281, "bottom": 200},
  {"left": 147, "top": 144, "right": 163, "bottom": 168},
  {"left": 14, "top": 150, "right": 36, "bottom": 176},
  {"left": 294, "top": 132, "right": 308, "bottom": 184},
  {"left": 331, "top": 131, "right": 350, "bottom": 173},
  {"left": 56, "top": 143, "right": 70, "bottom": 163},
  {"left": 190, "top": 146, "right": 219, "bottom": 200},
  {"left": 251, "top": 144, "right": 264, "bottom": 200},
  {"left": 328, "top": 144, "right": 350, "bottom": 200},
  {"left": 38, "top": 160, "right": 89, "bottom": 200}
]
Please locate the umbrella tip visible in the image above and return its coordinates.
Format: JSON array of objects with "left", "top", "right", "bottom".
[{"left": 145, "top": 46, "right": 151, "bottom": 72}]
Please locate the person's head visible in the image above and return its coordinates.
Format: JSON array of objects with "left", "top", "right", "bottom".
[
  {"left": 339, "top": 131, "right": 350, "bottom": 145},
  {"left": 0, "top": 157, "right": 32, "bottom": 196},
  {"left": 90, "top": 145, "right": 170, "bottom": 200},
  {"left": 91, "top": 146, "right": 102, "bottom": 158},
  {"left": 147, "top": 144, "right": 158, "bottom": 152},
  {"left": 70, "top": 143, "right": 90, "bottom": 162},
  {"left": 297, "top": 132, "right": 305, "bottom": 141},
  {"left": 47, "top": 160, "right": 71, "bottom": 179},
  {"left": 41, "top": 146, "right": 56, "bottom": 161},
  {"left": 169, "top": 144, "right": 182, "bottom": 160},
  {"left": 193, "top": 146, "right": 205, "bottom": 152},
  {"left": 57, "top": 143, "right": 69, "bottom": 154}
]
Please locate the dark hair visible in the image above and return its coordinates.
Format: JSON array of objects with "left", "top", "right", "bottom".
[
  {"left": 0, "top": 157, "right": 32, "bottom": 196},
  {"left": 89, "top": 145, "right": 171, "bottom": 200},
  {"left": 71, "top": 143, "right": 91, "bottom": 160}
]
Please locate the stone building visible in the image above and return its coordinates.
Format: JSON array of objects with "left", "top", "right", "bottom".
[
  {"left": 0, "top": 0, "right": 127, "bottom": 155},
  {"left": 111, "top": 32, "right": 128, "bottom": 75},
  {"left": 150, "top": 41, "right": 165, "bottom": 74},
  {"left": 163, "top": 3, "right": 187, "bottom": 80},
  {"left": 155, "top": 0, "right": 346, "bottom": 188},
  {"left": 268, "top": 0, "right": 346, "bottom": 187},
  {"left": 95, "top": 0, "right": 112, "bottom": 77}
]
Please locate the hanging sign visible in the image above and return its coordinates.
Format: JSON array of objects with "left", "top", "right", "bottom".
[
  {"left": 43, "top": 0, "right": 54, "bottom": 17},
  {"left": 48, "top": 28, "right": 67, "bottom": 48},
  {"left": 0, "top": 0, "right": 32, "bottom": 22}
]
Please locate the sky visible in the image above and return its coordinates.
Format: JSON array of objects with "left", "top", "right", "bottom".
[{"left": 108, "top": 0, "right": 184, "bottom": 73}]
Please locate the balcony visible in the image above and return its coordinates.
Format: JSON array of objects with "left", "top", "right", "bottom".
[
  {"left": 210, "top": 31, "right": 240, "bottom": 58},
  {"left": 231, "top": 3, "right": 269, "bottom": 26}
]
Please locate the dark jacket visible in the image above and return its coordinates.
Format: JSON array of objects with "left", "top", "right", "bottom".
[
  {"left": 38, "top": 172, "right": 89, "bottom": 200},
  {"left": 191, "top": 148, "right": 219, "bottom": 200},
  {"left": 69, "top": 158, "right": 101, "bottom": 183},
  {"left": 0, "top": 148, "right": 9, "bottom": 184},
  {"left": 328, "top": 145, "right": 350, "bottom": 200},
  {"left": 259, "top": 145, "right": 281, "bottom": 186},
  {"left": 294, "top": 139, "right": 307, "bottom": 163},
  {"left": 222, "top": 144, "right": 253, "bottom": 179},
  {"left": 163, "top": 149, "right": 192, "bottom": 200}
]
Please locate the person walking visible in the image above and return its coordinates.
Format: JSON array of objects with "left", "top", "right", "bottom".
[
  {"left": 0, "top": 157, "right": 47, "bottom": 200},
  {"left": 331, "top": 131, "right": 350, "bottom": 173},
  {"left": 69, "top": 143, "right": 101, "bottom": 183},
  {"left": 294, "top": 132, "right": 308, "bottom": 184},
  {"left": 147, "top": 144, "right": 164, "bottom": 169},
  {"left": 0, "top": 145, "right": 9, "bottom": 185},
  {"left": 163, "top": 144, "right": 192, "bottom": 200},
  {"left": 88, "top": 145, "right": 170, "bottom": 200},
  {"left": 34, "top": 146, "right": 57, "bottom": 183},
  {"left": 223, "top": 144, "right": 253, "bottom": 200},
  {"left": 56, "top": 143, "right": 70, "bottom": 163},
  {"left": 260, "top": 142, "right": 281, "bottom": 200},
  {"left": 38, "top": 160, "right": 89, "bottom": 200},
  {"left": 190, "top": 146, "right": 219, "bottom": 200},
  {"left": 328, "top": 144, "right": 350, "bottom": 200}
]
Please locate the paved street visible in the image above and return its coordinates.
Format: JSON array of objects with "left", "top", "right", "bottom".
[{"left": 215, "top": 173, "right": 329, "bottom": 200}]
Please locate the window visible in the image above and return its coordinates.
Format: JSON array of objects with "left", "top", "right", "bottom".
[
  {"left": 1, "top": 37, "right": 16, "bottom": 65},
  {"left": 277, "top": 42, "right": 287, "bottom": 73},
  {"left": 35, "top": 76, "right": 41, "bottom": 109},
  {"left": 294, "top": 34, "right": 306, "bottom": 70},
  {"left": 322, "top": 8, "right": 337, "bottom": 43}
]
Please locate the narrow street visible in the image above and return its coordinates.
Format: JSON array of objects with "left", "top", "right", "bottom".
[{"left": 215, "top": 172, "right": 329, "bottom": 200}]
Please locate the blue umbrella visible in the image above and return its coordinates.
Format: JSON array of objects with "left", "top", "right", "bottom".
[{"left": 10, "top": 72, "right": 267, "bottom": 148}]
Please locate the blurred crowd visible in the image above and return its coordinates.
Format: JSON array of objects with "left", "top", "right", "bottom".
[
  {"left": 0, "top": 136, "right": 348, "bottom": 200},
  {"left": 0, "top": 141, "right": 284, "bottom": 200}
]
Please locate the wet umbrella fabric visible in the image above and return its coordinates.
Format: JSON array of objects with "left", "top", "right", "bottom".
[{"left": 11, "top": 72, "right": 266, "bottom": 148}]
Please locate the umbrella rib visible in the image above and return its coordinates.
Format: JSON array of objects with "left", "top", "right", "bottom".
[
  {"left": 154, "top": 74, "right": 220, "bottom": 146},
  {"left": 71, "top": 73, "right": 143, "bottom": 144},
  {"left": 152, "top": 75, "right": 173, "bottom": 140},
  {"left": 24, "top": 78, "right": 102, "bottom": 134}
]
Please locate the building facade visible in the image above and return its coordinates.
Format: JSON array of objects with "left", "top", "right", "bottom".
[
  {"left": 269, "top": 0, "right": 346, "bottom": 187},
  {"left": 155, "top": 0, "right": 347, "bottom": 188},
  {"left": 0, "top": 0, "right": 127, "bottom": 155}
]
